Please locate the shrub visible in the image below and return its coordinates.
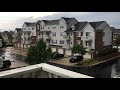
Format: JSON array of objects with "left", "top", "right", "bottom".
[
  {"left": 26, "top": 39, "right": 52, "bottom": 64},
  {"left": 98, "top": 48, "right": 118, "bottom": 57}
]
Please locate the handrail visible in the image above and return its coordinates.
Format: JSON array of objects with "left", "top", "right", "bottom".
[{"left": 0, "top": 63, "right": 94, "bottom": 78}]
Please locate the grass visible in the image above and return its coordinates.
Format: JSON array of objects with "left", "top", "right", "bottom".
[{"left": 78, "top": 59, "right": 101, "bottom": 66}]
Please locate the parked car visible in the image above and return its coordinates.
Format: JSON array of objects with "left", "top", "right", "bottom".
[
  {"left": 69, "top": 55, "right": 83, "bottom": 63},
  {"left": 3, "top": 60, "right": 11, "bottom": 68},
  {"left": 51, "top": 52, "right": 64, "bottom": 59},
  {"left": 0, "top": 56, "right": 11, "bottom": 68}
]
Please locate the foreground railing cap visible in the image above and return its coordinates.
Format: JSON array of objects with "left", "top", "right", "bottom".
[{"left": 0, "top": 63, "right": 94, "bottom": 78}]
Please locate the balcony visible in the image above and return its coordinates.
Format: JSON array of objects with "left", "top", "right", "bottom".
[
  {"left": 84, "top": 36, "right": 93, "bottom": 41},
  {"left": 0, "top": 63, "right": 93, "bottom": 78}
]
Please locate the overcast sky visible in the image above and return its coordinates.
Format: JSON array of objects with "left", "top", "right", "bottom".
[{"left": 0, "top": 12, "right": 120, "bottom": 32}]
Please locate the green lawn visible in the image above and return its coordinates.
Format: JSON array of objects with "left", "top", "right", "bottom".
[{"left": 78, "top": 59, "right": 102, "bottom": 66}]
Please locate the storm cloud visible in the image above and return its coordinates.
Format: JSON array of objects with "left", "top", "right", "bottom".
[{"left": 1, "top": 12, "right": 120, "bottom": 31}]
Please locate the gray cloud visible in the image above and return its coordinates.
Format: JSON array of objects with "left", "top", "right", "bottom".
[
  {"left": 3, "top": 12, "right": 120, "bottom": 31},
  {"left": 35, "top": 12, "right": 120, "bottom": 29}
]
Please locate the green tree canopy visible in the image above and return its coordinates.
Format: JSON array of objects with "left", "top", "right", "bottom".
[
  {"left": 72, "top": 44, "right": 86, "bottom": 56},
  {"left": 26, "top": 39, "right": 52, "bottom": 64}
]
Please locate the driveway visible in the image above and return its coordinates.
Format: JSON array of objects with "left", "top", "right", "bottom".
[
  {"left": 49, "top": 56, "right": 90, "bottom": 66},
  {"left": 49, "top": 57, "right": 78, "bottom": 66}
]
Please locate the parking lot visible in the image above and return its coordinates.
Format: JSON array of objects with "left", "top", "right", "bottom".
[{"left": 0, "top": 47, "right": 29, "bottom": 70}]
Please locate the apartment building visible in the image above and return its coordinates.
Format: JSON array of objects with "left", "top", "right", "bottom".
[
  {"left": 14, "top": 28, "right": 22, "bottom": 48},
  {"left": 14, "top": 17, "right": 113, "bottom": 58},
  {"left": 36, "top": 17, "right": 78, "bottom": 47},
  {"left": 111, "top": 27, "right": 120, "bottom": 46},
  {"left": 21, "top": 22, "right": 37, "bottom": 49},
  {"left": 64, "top": 21, "right": 112, "bottom": 58}
]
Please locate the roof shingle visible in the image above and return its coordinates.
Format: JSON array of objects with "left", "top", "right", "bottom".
[{"left": 65, "top": 22, "right": 88, "bottom": 32}]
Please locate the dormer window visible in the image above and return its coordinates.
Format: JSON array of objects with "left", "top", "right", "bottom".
[{"left": 71, "top": 25, "right": 75, "bottom": 30}]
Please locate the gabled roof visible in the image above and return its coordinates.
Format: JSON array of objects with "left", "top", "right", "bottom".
[
  {"left": 89, "top": 21, "right": 105, "bottom": 29},
  {"left": 65, "top": 22, "right": 88, "bottom": 32},
  {"left": 62, "top": 17, "right": 70, "bottom": 22},
  {"left": 111, "top": 27, "right": 115, "bottom": 30},
  {"left": 24, "top": 22, "right": 36, "bottom": 27},
  {"left": 62, "top": 17, "right": 77, "bottom": 24},
  {"left": 112, "top": 29, "right": 120, "bottom": 33},
  {"left": 41, "top": 17, "right": 78, "bottom": 26},
  {"left": 42, "top": 20, "right": 60, "bottom": 25}
]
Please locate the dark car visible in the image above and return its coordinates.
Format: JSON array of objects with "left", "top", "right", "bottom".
[
  {"left": 69, "top": 55, "right": 83, "bottom": 63},
  {"left": 51, "top": 52, "right": 64, "bottom": 59},
  {"left": 3, "top": 60, "right": 11, "bottom": 68},
  {"left": 1, "top": 56, "right": 11, "bottom": 68}
]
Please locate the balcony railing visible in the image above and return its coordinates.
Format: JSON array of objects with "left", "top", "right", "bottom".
[
  {"left": 84, "top": 36, "right": 93, "bottom": 41},
  {"left": 0, "top": 63, "right": 94, "bottom": 78}
]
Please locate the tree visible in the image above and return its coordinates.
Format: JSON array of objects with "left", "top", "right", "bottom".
[
  {"left": 72, "top": 44, "right": 86, "bottom": 56},
  {"left": 26, "top": 39, "right": 52, "bottom": 64},
  {"left": 115, "top": 35, "right": 120, "bottom": 52},
  {"left": 0, "top": 34, "right": 6, "bottom": 47}
]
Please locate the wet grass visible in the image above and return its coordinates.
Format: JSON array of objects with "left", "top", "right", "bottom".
[{"left": 78, "top": 59, "right": 102, "bottom": 66}]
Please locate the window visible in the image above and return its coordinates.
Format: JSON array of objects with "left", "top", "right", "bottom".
[
  {"left": 71, "top": 33, "right": 72, "bottom": 36},
  {"left": 52, "top": 32, "right": 56, "bottom": 36},
  {"left": 52, "top": 40, "right": 57, "bottom": 44},
  {"left": 48, "top": 27, "right": 50, "bottom": 29},
  {"left": 86, "top": 41, "right": 91, "bottom": 46},
  {"left": 60, "top": 40, "right": 64, "bottom": 44},
  {"left": 114, "top": 34, "right": 118, "bottom": 39},
  {"left": 28, "top": 28, "right": 31, "bottom": 30},
  {"left": 81, "top": 32, "right": 83, "bottom": 36},
  {"left": 60, "top": 26, "right": 64, "bottom": 29},
  {"left": 76, "top": 32, "right": 80, "bottom": 37},
  {"left": 53, "top": 27, "right": 56, "bottom": 29},
  {"left": 32, "top": 28, "right": 34, "bottom": 30},
  {"left": 71, "top": 42, "right": 72, "bottom": 44},
  {"left": 67, "top": 40, "right": 70, "bottom": 44},
  {"left": 86, "top": 32, "right": 91, "bottom": 36},
  {"left": 85, "top": 42, "right": 87, "bottom": 46},
  {"left": 67, "top": 33, "right": 69, "bottom": 36},
  {"left": 24, "top": 28, "right": 26, "bottom": 30}
]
